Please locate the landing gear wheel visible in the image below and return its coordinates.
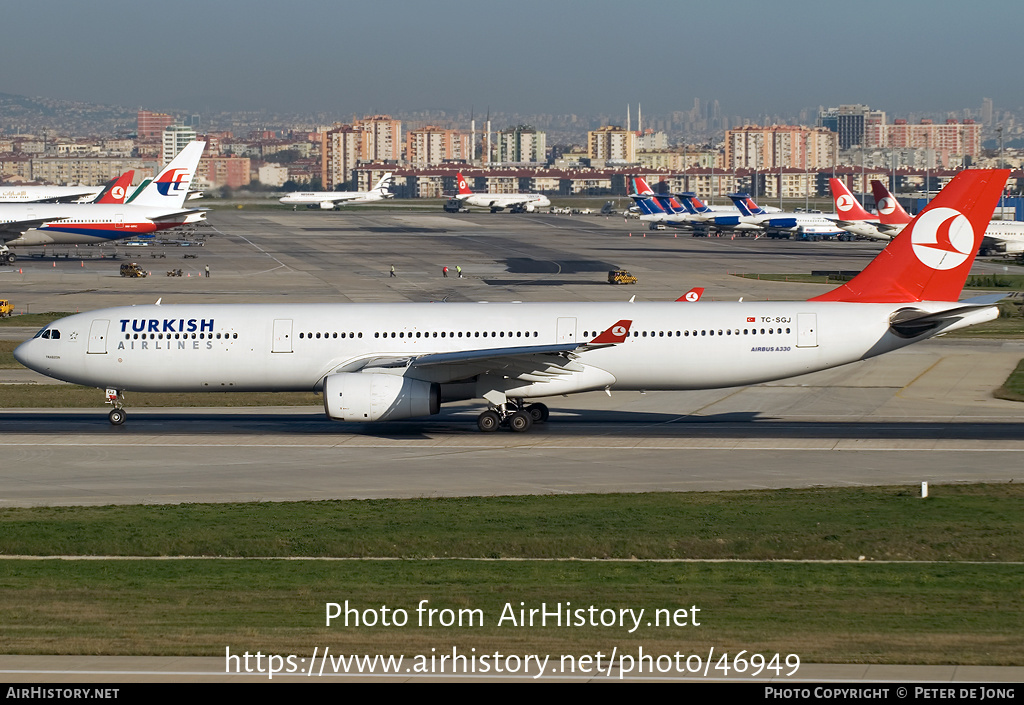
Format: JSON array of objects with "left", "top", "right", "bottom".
[
  {"left": 507, "top": 410, "right": 533, "bottom": 433},
  {"left": 108, "top": 408, "right": 126, "bottom": 426},
  {"left": 526, "top": 403, "right": 549, "bottom": 423},
  {"left": 477, "top": 410, "right": 500, "bottom": 433},
  {"left": 4, "top": 253, "right": 14, "bottom": 264}
]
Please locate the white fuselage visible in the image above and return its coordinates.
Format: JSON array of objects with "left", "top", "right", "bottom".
[
  {"left": 0, "top": 186, "right": 102, "bottom": 203},
  {"left": 0, "top": 202, "right": 202, "bottom": 246},
  {"left": 983, "top": 221, "right": 1024, "bottom": 253},
  {"left": 278, "top": 191, "right": 390, "bottom": 208},
  {"left": 457, "top": 193, "right": 551, "bottom": 211},
  {"left": 14, "top": 300, "right": 990, "bottom": 403}
]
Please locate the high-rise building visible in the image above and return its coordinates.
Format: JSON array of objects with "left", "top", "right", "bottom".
[
  {"left": 161, "top": 125, "right": 197, "bottom": 166},
  {"left": 495, "top": 125, "right": 546, "bottom": 164},
  {"left": 321, "top": 125, "right": 362, "bottom": 189},
  {"left": 725, "top": 125, "right": 837, "bottom": 170},
  {"left": 355, "top": 115, "right": 402, "bottom": 163},
  {"left": 405, "top": 126, "right": 472, "bottom": 168},
  {"left": 138, "top": 110, "right": 174, "bottom": 142},
  {"left": 818, "top": 105, "right": 886, "bottom": 149},
  {"left": 587, "top": 126, "right": 636, "bottom": 164}
]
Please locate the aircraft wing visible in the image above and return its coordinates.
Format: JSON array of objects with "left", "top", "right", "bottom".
[
  {"left": 0, "top": 217, "right": 57, "bottom": 237},
  {"left": 355, "top": 320, "right": 633, "bottom": 383},
  {"left": 29, "top": 190, "right": 101, "bottom": 204},
  {"left": 147, "top": 209, "right": 208, "bottom": 223}
]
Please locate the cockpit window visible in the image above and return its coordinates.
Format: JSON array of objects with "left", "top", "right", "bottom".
[
  {"left": 51, "top": 330, "right": 60, "bottom": 339},
  {"left": 35, "top": 328, "right": 60, "bottom": 340}
]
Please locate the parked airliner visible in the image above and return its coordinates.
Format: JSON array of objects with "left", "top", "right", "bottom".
[
  {"left": 0, "top": 142, "right": 206, "bottom": 264},
  {"left": 14, "top": 170, "right": 1009, "bottom": 432},
  {"left": 0, "top": 184, "right": 104, "bottom": 203},
  {"left": 278, "top": 173, "right": 395, "bottom": 209},
  {"left": 836, "top": 178, "right": 1024, "bottom": 254},
  {"left": 451, "top": 172, "right": 551, "bottom": 213}
]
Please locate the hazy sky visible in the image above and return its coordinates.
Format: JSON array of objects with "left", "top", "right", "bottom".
[{"left": 3, "top": 0, "right": 1019, "bottom": 120}]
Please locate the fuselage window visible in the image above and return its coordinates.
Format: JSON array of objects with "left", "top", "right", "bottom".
[
  {"left": 701, "top": 330, "right": 706, "bottom": 336},
  {"left": 358, "top": 332, "right": 362, "bottom": 338}
]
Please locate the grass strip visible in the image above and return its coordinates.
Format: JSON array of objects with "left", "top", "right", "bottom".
[
  {"left": 1, "top": 485, "right": 1022, "bottom": 561},
  {"left": 995, "top": 358, "right": 1024, "bottom": 402},
  {"left": 2, "top": 560, "right": 1021, "bottom": 663}
]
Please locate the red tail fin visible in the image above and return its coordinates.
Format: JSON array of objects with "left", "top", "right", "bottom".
[
  {"left": 455, "top": 172, "right": 473, "bottom": 195},
  {"left": 634, "top": 177, "right": 654, "bottom": 196},
  {"left": 93, "top": 171, "right": 135, "bottom": 204},
  {"left": 811, "top": 170, "right": 1009, "bottom": 303},
  {"left": 829, "top": 178, "right": 874, "bottom": 220},
  {"left": 870, "top": 180, "right": 913, "bottom": 225}
]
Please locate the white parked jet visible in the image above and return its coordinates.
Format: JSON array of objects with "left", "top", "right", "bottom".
[
  {"left": 0, "top": 142, "right": 207, "bottom": 264},
  {"left": 835, "top": 178, "right": 1024, "bottom": 255},
  {"left": 278, "top": 173, "right": 395, "bottom": 209},
  {"left": 0, "top": 185, "right": 104, "bottom": 203},
  {"left": 452, "top": 172, "right": 551, "bottom": 213},
  {"left": 14, "top": 170, "right": 1009, "bottom": 432}
]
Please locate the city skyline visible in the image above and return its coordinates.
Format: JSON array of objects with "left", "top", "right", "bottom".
[{"left": 2, "top": 0, "right": 1022, "bottom": 123}]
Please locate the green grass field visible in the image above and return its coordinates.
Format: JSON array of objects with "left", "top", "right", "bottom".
[{"left": 1, "top": 486, "right": 1022, "bottom": 662}]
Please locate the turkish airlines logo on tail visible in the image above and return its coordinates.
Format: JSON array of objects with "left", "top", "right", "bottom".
[
  {"left": 910, "top": 207, "right": 974, "bottom": 270},
  {"left": 111, "top": 186, "right": 125, "bottom": 201},
  {"left": 878, "top": 197, "right": 896, "bottom": 215},
  {"left": 836, "top": 194, "right": 856, "bottom": 212}
]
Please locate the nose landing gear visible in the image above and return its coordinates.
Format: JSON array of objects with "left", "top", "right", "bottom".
[{"left": 105, "top": 388, "right": 127, "bottom": 425}]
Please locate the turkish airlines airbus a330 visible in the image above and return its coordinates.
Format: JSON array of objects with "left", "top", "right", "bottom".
[{"left": 15, "top": 169, "right": 1009, "bottom": 432}]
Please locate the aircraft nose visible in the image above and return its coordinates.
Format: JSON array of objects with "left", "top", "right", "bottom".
[{"left": 13, "top": 339, "right": 42, "bottom": 371}]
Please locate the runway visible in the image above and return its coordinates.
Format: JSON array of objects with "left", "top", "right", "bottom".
[
  {"left": 2, "top": 336, "right": 1022, "bottom": 506},
  {"left": 3, "top": 209, "right": 1024, "bottom": 506}
]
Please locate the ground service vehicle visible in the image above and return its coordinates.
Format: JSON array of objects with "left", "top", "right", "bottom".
[
  {"left": 608, "top": 269, "right": 637, "bottom": 285},
  {"left": 0, "top": 299, "right": 12, "bottom": 317},
  {"left": 120, "top": 263, "right": 148, "bottom": 278}
]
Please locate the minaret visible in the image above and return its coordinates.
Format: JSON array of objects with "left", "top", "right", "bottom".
[
  {"left": 485, "top": 107, "right": 491, "bottom": 165},
  {"left": 626, "top": 104, "right": 631, "bottom": 133}
]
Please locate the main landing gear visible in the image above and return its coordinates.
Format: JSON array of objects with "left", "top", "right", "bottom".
[
  {"left": 476, "top": 400, "right": 549, "bottom": 433},
  {"left": 105, "top": 388, "right": 127, "bottom": 425}
]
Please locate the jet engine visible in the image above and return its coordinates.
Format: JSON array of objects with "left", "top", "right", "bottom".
[
  {"left": 319, "top": 201, "right": 336, "bottom": 210},
  {"left": 323, "top": 373, "right": 440, "bottom": 422}
]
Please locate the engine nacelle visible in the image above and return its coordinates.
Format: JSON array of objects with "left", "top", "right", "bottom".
[
  {"left": 323, "top": 373, "right": 439, "bottom": 422},
  {"left": 319, "top": 201, "right": 336, "bottom": 210}
]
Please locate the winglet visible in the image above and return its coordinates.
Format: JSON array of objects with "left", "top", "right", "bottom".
[
  {"left": 589, "top": 320, "right": 632, "bottom": 344},
  {"left": 811, "top": 169, "right": 1010, "bottom": 303},
  {"left": 676, "top": 287, "right": 704, "bottom": 302}
]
